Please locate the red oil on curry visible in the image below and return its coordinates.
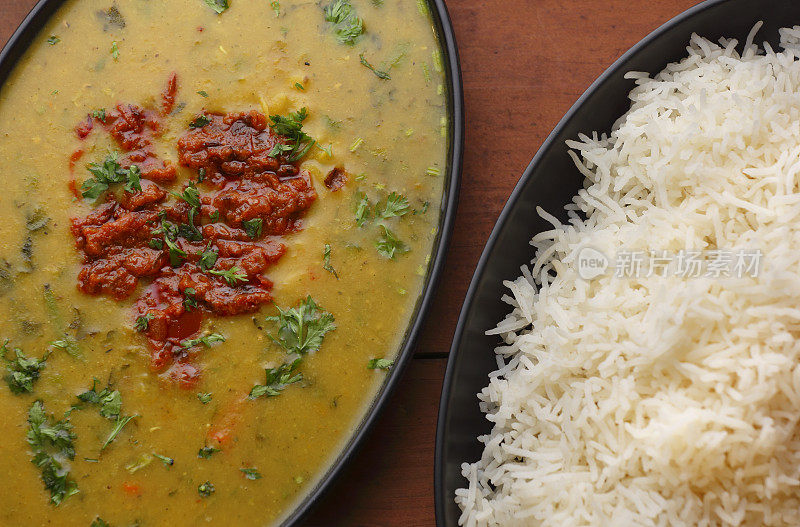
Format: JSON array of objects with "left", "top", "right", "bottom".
[{"left": 69, "top": 76, "right": 318, "bottom": 386}]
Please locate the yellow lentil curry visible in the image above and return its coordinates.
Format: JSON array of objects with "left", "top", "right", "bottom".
[{"left": 0, "top": 0, "right": 448, "bottom": 525}]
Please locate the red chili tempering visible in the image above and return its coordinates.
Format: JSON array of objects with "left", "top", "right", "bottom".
[{"left": 70, "top": 76, "right": 317, "bottom": 387}]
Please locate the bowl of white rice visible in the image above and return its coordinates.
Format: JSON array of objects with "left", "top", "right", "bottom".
[{"left": 436, "top": 0, "right": 800, "bottom": 525}]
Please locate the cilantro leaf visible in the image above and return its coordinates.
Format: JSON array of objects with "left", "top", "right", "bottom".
[
  {"left": 198, "top": 446, "right": 220, "bottom": 459},
  {"left": 208, "top": 266, "right": 247, "bottom": 286},
  {"left": 164, "top": 237, "right": 186, "bottom": 267},
  {"left": 189, "top": 114, "right": 212, "bottom": 129},
  {"left": 197, "top": 392, "right": 213, "bottom": 404},
  {"left": 322, "top": 244, "right": 338, "bottom": 278},
  {"left": 102, "top": 414, "right": 138, "bottom": 451},
  {"left": 265, "top": 297, "right": 335, "bottom": 356},
  {"left": 203, "top": 0, "right": 229, "bottom": 14},
  {"left": 323, "top": 0, "right": 364, "bottom": 45},
  {"left": 242, "top": 218, "right": 263, "bottom": 239},
  {"left": 375, "top": 225, "right": 408, "bottom": 259},
  {"left": 240, "top": 467, "right": 262, "bottom": 480},
  {"left": 198, "top": 245, "right": 219, "bottom": 271},
  {"left": 27, "top": 401, "right": 79, "bottom": 505},
  {"left": 268, "top": 108, "right": 315, "bottom": 162},
  {"left": 354, "top": 192, "right": 372, "bottom": 227},
  {"left": 152, "top": 453, "right": 174, "bottom": 466},
  {"left": 198, "top": 481, "right": 215, "bottom": 497},
  {"left": 181, "top": 333, "right": 225, "bottom": 350},
  {"left": 368, "top": 358, "right": 394, "bottom": 370},
  {"left": 172, "top": 181, "right": 201, "bottom": 209},
  {"left": 380, "top": 192, "right": 409, "bottom": 219},
  {"left": 134, "top": 314, "right": 154, "bottom": 332},
  {"left": 359, "top": 53, "right": 391, "bottom": 80},
  {"left": 81, "top": 153, "right": 141, "bottom": 201},
  {"left": 77, "top": 380, "right": 122, "bottom": 420},
  {"left": 47, "top": 36, "right": 60, "bottom": 45},
  {"left": 249, "top": 358, "right": 303, "bottom": 399},
  {"left": 3, "top": 345, "right": 48, "bottom": 394}
]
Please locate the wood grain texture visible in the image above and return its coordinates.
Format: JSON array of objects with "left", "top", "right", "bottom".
[{"left": 0, "top": 0, "right": 701, "bottom": 525}]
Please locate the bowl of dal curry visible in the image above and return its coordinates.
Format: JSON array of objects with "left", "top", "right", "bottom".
[{"left": 0, "top": 0, "right": 462, "bottom": 525}]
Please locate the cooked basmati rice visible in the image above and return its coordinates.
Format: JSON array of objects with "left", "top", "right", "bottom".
[{"left": 455, "top": 25, "right": 800, "bottom": 527}]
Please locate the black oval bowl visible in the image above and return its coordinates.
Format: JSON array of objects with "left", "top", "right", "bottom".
[
  {"left": 434, "top": 0, "right": 800, "bottom": 524},
  {"left": 0, "top": 1, "right": 463, "bottom": 526}
]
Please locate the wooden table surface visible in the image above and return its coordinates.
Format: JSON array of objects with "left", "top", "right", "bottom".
[{"left": 0, "top": 0, "right": 700, "bottom": 524}]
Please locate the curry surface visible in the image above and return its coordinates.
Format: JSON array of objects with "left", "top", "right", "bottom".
[{"left": 0, "top": 0, "right": 448, "bottom": 524}]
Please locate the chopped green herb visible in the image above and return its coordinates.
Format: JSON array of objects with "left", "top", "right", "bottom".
[
  {"left": 209, "top": 210, "right": 220, "bottom": 222},
  {"left": 271, "top": 0, "right": 280, "bottom": 17},
  {"left": 82, "top": 153, "right": 142, "bottom": 201},
  {"left": 354, "top": 192, "right": 372, "bottom": 227},
  {"left": 172, "top": 181, "right": 201, "bottom": 209},
  {"left": 323, "top": 0, "right": 364, "bottom": 45},
  {"left": 249, "top": 358, "right": 303, "bottom": 398},
  {"left": 183, "top": 287, "right": 198, "bottom": 311},
  {"left": 134, "top": 313, "right": 154, "bottom": 332},
  {"left": 102, "top": 414, "right": 137, "bottom": 451},
  {"left": 197, "top": 90, "right": 209, "bottom": 98},
  {"left": 198, "top": 245, "right": 219, "bottom": 271},
  {"left": 322, "top": 244, "right": 338, "bottom": 279},
  {"left": 27, "top": 400, "right": 78, "bottom": 505},
  {"left": 198, "top": 167, "right": 207, "bottom": 183},
  {"left": 198, "top": 446, "right": 220, "bottom": 459},
  {"left": 316, "top": 143, "right": 333, "bottom": 157},
  {"left": 181, "top": 333, "right": 225, "bottom": 349},
  {"left": 368, "top": 358, "right": 394, "bottom": 370},
  {"left": 359, "top": 54, "right": 391, "bottom": 80},
  {"left": 77, "top": 381, "right": 122, "bottom": 420},
  {"left": 198, "top": 481, "right": 215, "bottom": 497},
  {"left": 2, "top": 344, "right": 48, "bottom": 394},
  {"left": 375, "top": 225, "right": 408, "bottom": 259},
  {"left": 110, "top": 41, "right": 119, "bottom": 60},
  {"left": 203, "top": 0, "right": 229, "bottom": 14},
  {"left": 265, "top": 297, "right": 335, "bottom": 356},
  {"left": 92, "top": 108, "right": 107, "bottom": 122},
  {"left": 164, "top": 237, "right": 187, "bottom": 267},
  {"left": 189, "top": 114, "right": 212, "bottom": 129},
  {"left": 47, "top": 35, "right": 60, "bottom": 45},
  {"left": 148, "top": 238, "right": 164, "bottom": 250},
  {"left": 240, "top": 467, "right": 262, "bottom": 480},
  {"left": 426, "top": 166, "right": 441, "bottom": 177},
  {"left": 242, "top": 218, "right": 263, "bottom": 239},
  {"left": 294, "top": 82, "right": 305, "bottom": 91},
  {"left": 152, "top": 453, "right": 174, "bottom": 466},
  {"left": 91, "top": 518, "right": 111, "bottom": 527},
  {"left": 208, "top": 266, "right": 248, "bottom": 286},
  {"left": 416, "top": 0, "right": 428, "bottom": 15},
  {"left": 380, "top": 192, "right": 410, "bottom": 219},
  {"left": 197, "top": 392, "right": 213, "bottom": 404},
  {"left": 268, "top": 108, "right": 315, "bottom": 162},
  {"left": 43, "top": 285, "right": 80, "bottom": 358}
]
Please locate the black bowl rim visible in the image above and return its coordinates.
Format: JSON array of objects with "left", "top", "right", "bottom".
[
  {"left": 433, "top": 0, "right": 726, "bottom": 524},
  {"left": 0, "top": 1, "right": 464, "bottom": 525}
]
